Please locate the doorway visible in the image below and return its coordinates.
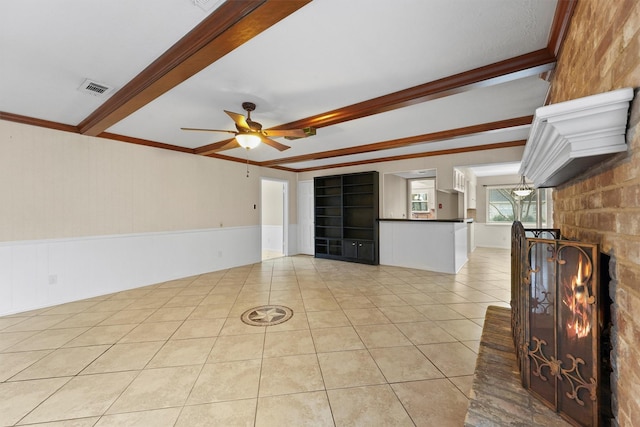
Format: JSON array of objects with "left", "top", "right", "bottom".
[
  {"left": 261, "top": 178, "right": 288, "bottom": 260},
  {"left": 408, "top": 178, "right": 436, "bottom": 219},
  {"left": 297, "top": 180, "right": 314, "bottom": 255}
]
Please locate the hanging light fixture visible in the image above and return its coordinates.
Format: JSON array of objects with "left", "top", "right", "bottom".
[
  {"left": 235, "top": 133, "right": 261, "bottom": 150},
  {"left": 513, "top": 175, "right": 534, "bottom": 197}
]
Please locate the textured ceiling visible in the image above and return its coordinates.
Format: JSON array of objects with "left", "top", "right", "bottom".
[{"left": 0, "top": 0, "right": 569, "bottom": 173}]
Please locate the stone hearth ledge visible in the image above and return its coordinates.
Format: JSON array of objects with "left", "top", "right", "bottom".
[{"left": 464, "top": 306, "right": 571, "bottom": 426}]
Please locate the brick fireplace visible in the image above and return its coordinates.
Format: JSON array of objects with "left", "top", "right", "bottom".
[{"left": 544, "top": 1, "right": 640, "bottom": 425}]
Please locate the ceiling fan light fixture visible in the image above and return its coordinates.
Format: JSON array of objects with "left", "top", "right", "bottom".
[{"left": 236, "top": 133, "right": 261, "bottom": 150}]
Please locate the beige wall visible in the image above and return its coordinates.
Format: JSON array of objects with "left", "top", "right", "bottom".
[
  {"left": 382, "top": 173, "right": 407, "bottom": 218},
  {"left": 0, "top": 120, "right": 296, "bottom": 242},
  {"left": 298, "top": 146, "right": 525, "bottom": 219},
  {"left": 435, "top": 190, "right": 458, "bottom": 219},
  {"left": 261, "top": 179, "right": 284, "bottom": 226},
  {"left": 297, "top": 147, "right": 525, "bottom": 184},
  {"left": 1, "top": 116, "right": 525, "bottom": 249}
]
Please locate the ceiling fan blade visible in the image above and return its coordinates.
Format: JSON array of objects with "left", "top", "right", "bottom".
[
  {"left": 263, "top": 128, "right": 307, "bottom": 138},
  {"left": 194, "top": 138, "right": 239, "bottom": 154},
  {"left": 181, "top": 127, "right": 237, "bottom": 134},
  {"left": 218, "top": 139, "right": 240, "bottom": 151},
  {"left": 260, "top": 135, "right": 290, "bottom": 151},
  {"left": 224, "top": 110, "right": 250, "bottom": 131}
]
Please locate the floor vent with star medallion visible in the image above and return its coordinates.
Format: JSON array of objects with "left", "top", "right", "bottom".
[{"left": 240, "top": 305, "right": 293, "bottom": 326}]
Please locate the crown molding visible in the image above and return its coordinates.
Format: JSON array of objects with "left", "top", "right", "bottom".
[{"left": 521, "top": 87, "right": 634, "bottom": 187}]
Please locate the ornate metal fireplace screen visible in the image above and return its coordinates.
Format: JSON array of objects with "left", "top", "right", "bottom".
[{"left": 511, "top": 221, "right": 604, "bottom": 427}]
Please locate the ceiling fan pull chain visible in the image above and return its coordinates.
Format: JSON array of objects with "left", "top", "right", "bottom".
[{"left": 246, "top": 149, "right": 250, "bottom": 178}]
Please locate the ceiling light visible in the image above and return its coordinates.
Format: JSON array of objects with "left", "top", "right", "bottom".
[
  {"left": 513, "top": 175, "right": 533, "bottom": 197},
  {"left": 236, "top": 133, "right": 261, "bottom": 150}
]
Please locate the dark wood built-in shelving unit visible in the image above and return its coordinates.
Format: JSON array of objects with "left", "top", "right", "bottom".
[{"left": 314, "top": 171, "right": 379, "bottom": 264}]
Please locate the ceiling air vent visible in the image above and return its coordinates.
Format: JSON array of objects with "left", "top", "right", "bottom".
[
  {"left": 78, "top": 79, "right": 114, "bottom": 97},
  {"left": 192, "top": 0, "right": 224, "bottom": 12}
]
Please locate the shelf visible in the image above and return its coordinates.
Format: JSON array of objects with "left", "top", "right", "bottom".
[
  {"left": 315, "top": 238, "right": 343, "bottom": 257},
  {"left": 344, "top": 231, "right": 373, "bottom": 240},
  {"left": 343, "top": 191, "right": 373, "bottom": 196},
  {"left": 315, "top": 177, "right": 342, "bottom": 187},
  {"left": 344, "top": 184, "right": 373, "bottom": 191},
  {"left": 316, "top": 208, "right": 341, "bottom": 217},
  {"left": 344, "top": 195, "right": 373, "bottom": 206},
  {"left": 342, "top": 174, "right": 375, "bottom": 186},
  {"left": 314, "top": 171, "right": 379, "bottom": 265},
  {"left": 315, "top": 228, "right": 341, "bottom": 236}
]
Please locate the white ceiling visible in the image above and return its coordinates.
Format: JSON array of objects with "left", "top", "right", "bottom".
[
  {"left": 0, "top": 0, "right": 561, "bottom": 174},
  {"left": 466, "top": 162, "right": 522, "bottom": 177}
]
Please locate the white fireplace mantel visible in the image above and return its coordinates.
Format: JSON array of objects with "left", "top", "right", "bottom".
[{"left": 520, "top": 87, "right": 634, "bottom": 187}]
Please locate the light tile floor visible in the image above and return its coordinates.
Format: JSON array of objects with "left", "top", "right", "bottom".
[
  {"left": 261, "top": 250, "right": 284, "bottom": 261},
  {"left": 0, "top": 247, "right": 510, "bottom": 426}
]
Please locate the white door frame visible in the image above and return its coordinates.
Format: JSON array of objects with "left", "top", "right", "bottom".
[
  {"left": 297, "top": 179, "right": 314, "bottom": 255},
  {"left": 260, "top": 178, "right": 288, "bottom": 256}
]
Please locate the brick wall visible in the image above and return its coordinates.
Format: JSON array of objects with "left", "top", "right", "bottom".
[{"left": 548, "top": 1, "right": 640, "bottom": 425}]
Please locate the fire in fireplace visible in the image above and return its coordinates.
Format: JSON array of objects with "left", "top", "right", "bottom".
[
  {"left": 511, "top": 222, "right": 612, "bottom": 427},
  {"left": 564, "top": 255, "right": 592, "bottom": 340}
]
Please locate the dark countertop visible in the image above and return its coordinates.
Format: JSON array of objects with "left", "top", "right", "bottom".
[{"left": 378, "top": 218, "right": 473, "bottom": 223}]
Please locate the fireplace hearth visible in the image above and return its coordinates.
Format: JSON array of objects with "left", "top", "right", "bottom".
[{"left": 511, "top": 222, "right": 612, "bottom": 427}]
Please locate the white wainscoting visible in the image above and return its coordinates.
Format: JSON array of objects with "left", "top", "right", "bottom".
[
  {"left": 261, "top": 225, "right": 283, "bottom": 253},
  {"left": 474, "top": 223, "right": 512, "bottom": 249},
  {"left": 0, "top": 226, "right": 260, "bottom": 316},
  {"left": 287, "top": 224, "right": 298, "bottom": 256}
]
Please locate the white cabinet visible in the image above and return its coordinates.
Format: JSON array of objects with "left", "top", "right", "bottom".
[
  {"left": 380, "top": 220, "right": 470, "bottom": 274},
  {"left": 453, "top": 169, "right": 465, "bottom": 192},
  {"left": 467, "top": 181, "right": 477, "bottom": 209}
]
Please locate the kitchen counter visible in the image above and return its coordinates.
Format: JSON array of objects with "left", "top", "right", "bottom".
[
  {"left": 378, "top": 218, "right": 473, "bottom": 223},
  {"left": 378, "top": 218, "right": 471, "bottom": 273}
]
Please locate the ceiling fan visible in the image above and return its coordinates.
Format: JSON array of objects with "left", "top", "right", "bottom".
[{"left": 181, "top": 102, "right": 310, "bottom": 151}]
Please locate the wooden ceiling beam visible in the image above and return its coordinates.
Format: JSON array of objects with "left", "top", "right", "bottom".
[
  {"left": 2, "top": 0, "right": 574, "bottom": 173},
  {"left": 98, "top": 132, "right": 195, "bottom": 154},
  {"left": 292, "top": 140, "right": 527, "bottom": 173},
  {"left": 258, "top": 116, "right": 532, "bottom": 167},
  {"left": 194, "top": 44, "right": 552, "bottom": 157},
  {"left": 77, "top": 0, "right": 310, "bottom": 137},
  {"left": 0, "top": 112, "right": 197, "bottom": 155},
  {"left": 268, "top": 50, "right": 554, "bottom": 132},
  {"left": 0, "top": 111, "right": 79, "bottom": 134},
  {"left": 266, "top": 0, "right": 573, "bottom": 134},
  {"left": 547, "top": 0, "right": 578, "bottom": 57}
]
